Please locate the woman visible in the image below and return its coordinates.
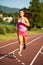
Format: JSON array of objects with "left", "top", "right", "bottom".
[{"left": 17, "top": 9, "right": 30, "bottom": 56}]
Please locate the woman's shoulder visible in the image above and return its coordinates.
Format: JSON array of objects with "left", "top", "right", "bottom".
[
  {"left": 18, "top": 18, "right": 21, "bottom": 22},
  {"left": 24, "top": 17, "right": 28, "bottom": 20}
]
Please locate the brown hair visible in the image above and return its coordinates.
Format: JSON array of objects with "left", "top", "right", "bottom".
[
  {"left": 19, "top": 8, "right": 34, "bottom": 19},
  {"left": 19, "top": 9, "right": 25, "bottom": 17}
]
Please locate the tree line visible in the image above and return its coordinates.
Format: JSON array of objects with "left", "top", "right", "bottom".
[{"left": 29, "top": 0, "right": 43, "bottom": 28}]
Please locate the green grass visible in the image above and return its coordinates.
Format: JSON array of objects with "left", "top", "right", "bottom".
[
  {"left": 0, "top": 29, "right": 43, "bottom": 42},
  {"left": 0, "top": 33, "right": 17, "bottom": 42},
  {"left": 29, "top": 29, "right": 43, "bottom": 35}
]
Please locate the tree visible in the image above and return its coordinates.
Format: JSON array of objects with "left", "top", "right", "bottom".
[
  {"left": 39, "top": 2, "right": 43, "bottom": 27},
  {"left": 29, "top": 0, "right": 41, "bottom": 28}
]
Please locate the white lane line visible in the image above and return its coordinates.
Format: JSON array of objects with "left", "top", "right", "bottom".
[
  {"left": 18, "top": 60, "right": 21, "bottom": 62},
  {"left": 40, "top": 46, "right": 43, "bottom": 54},
  {"left": 0, "top": 41, "right": 18, "bottom": 49},
  {"left": 13, "top": 52, "right": 25, "bottom": 65},
  {"left": 40, "top": 52, "right": 43, "bottom": 54},
  {"left": 0, "top": 48, "right": 19, "bottom": 60},
  {"left": 27, "top": 35, "right": 43, "bottom": 46},
  {"left": 22, "top": 63, "right": 25, "bottom": 65},
  {"left": 0, "top": 35, "right": 42, "bottom": 60},
  {"left": 0, "top": 34, "right": 41, "bottom": 49},
  {"left": 30, "top": 46, "right": 43, "bottom": 65}
]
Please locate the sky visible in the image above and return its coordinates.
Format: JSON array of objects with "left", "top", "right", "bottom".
[{"left": 0, "top": 0, "right": 31, "bottom": 8}]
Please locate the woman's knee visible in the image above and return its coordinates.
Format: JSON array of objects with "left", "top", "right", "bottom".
[{"left": 18, "top": 35, "right": 23, "bottom": 44}]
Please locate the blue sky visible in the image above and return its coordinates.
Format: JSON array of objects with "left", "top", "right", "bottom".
[{"left": 0, "top": 0, "right": 31, "bottom": 8}]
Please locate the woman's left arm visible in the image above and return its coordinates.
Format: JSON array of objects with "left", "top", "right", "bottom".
[{"left": 25, "top": 17, "right": 30, "bottom": 26}]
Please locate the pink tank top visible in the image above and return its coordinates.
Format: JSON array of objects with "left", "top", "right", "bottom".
[{"left": 17, "top": 19, "right": 27, "bottom": 31}]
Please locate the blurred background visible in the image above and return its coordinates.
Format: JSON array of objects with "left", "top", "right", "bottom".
[{"left": 0, "top": 0, "right": 43, "bottom": 42}]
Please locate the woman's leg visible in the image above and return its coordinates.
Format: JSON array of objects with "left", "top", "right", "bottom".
[
  {"left": 23, "top": 30, "right": 28, "bottom": 49},
  {"left": 23, "top": 36, "right": 28, "bottom": 49},
  {"left": 18, "top": 35, "right": 23, "bottom": 56}
]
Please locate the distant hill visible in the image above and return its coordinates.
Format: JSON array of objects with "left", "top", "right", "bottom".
[{"left": 0, "top": 5, "right": 20, "bottom": 13}]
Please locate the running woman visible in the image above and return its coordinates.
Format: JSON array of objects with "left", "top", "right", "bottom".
[{"left": 17, "top": 9, "right": 30, "bottom": 56}]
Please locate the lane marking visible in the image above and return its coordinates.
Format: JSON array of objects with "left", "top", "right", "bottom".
[
  {"left": 30, "top": 46, "right": 43, "bottom": 65},
  {"left": 0, "top": 41, "right": 18, "bottom": 49},
  {"left": 18, "top": 60, "right": 21, "bottom": 62},
  {"left": 40, "top": 52, "right": 43, "bottom": 54},
  {"left": 0, "top": 35, "right": 42, "bottom": 60},
  {"left": 22, "top": 63, "right": 25, "bottom": 65},
  {"left": 0, "top": 34, "right": 41, "bottom": 49},
  {"left": 27, "top": 35, "right": 43, "bottom": 45},
  {"left": 13, "top": 52, "right": 25, "bottom": 65},
  {"left": 40, "top": 46, "right": 43, "bottom": 55}
]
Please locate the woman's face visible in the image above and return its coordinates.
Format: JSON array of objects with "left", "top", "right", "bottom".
[{"left": 19, "top": 10, "right": 24, "bottom": 17}]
